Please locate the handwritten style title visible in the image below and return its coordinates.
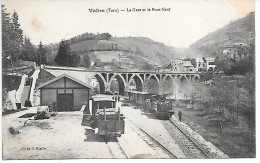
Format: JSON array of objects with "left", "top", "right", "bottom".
[{"left": 88, "top": 8, "right": 171, "bottom": 13}]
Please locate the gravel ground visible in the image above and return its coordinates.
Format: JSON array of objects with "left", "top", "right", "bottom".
[
  {"left": 2, "top": 106, "right": 173, "bottom": 159},
  {"left": 3, "top": 98, "right": 229, "bottom": 159},
  {"left": 121, "top": 106, "right": 186, "bottom": 158}
]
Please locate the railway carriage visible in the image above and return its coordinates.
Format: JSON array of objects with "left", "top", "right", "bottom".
[
  {"left": 90, "top": 94, "right": 125, "bottom": 138},
  {"left": 127, "top": 91, "right": 174, "bottom": 119},
  {"left": 154, "top": 101, "right": 174, "bottom": 119}
]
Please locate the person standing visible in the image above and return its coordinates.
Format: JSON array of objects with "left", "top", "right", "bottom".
[{"left": 178, "top": 110, "right": 182, "bottom": 122}]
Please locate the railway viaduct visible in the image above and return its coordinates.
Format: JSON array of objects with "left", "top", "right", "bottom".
[{"left": 42, "top": 66, "right": 203, "bottom": 96}]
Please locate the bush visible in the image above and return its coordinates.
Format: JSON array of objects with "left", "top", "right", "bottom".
[
  {"left": 34, "top": 106, "right": 50, "bottom": 120},
  {"left": 49, "top": 102, "right": 58, "bottom": 112}
]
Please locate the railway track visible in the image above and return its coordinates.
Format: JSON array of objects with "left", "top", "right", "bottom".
[
  {"left": 162, "top": 119, "right": 211, "bottom": 158},
  {"left": 125, "top": 117, "right": 177, "bottom": 158},
  {"left": 106, "top": 141, "right": 129, "bottom": 158}
]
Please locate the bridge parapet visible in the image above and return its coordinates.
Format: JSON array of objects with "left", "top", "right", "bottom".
[{"left": 43, "top": 65, "right": 205, "bottom": 75}]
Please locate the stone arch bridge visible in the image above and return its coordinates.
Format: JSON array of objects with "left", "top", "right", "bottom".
[
  {"left": 43, "top": 66, "right": 202, "bottom": 96},
  {"left": 93, "top": 71, "right": 200, "bottom": 95}
]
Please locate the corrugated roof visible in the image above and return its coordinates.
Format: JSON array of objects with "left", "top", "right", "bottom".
[
  {"left": 43, "top": 67, "right": 94, "bottom": 84},
  {"left": 37, "top": 74, "right": 93, "bottom": 89}
]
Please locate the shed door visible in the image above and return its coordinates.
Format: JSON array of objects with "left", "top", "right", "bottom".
[{"left": 57, "top": 93, "right": 74, "bottom": 111}]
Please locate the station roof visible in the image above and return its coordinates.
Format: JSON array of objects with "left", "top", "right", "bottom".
[
  {"left": 37, "top": 74, "right": 93, "bottom": 89},
  {"left": 91, "top": 94, "right": 115, "bottom": 102}
]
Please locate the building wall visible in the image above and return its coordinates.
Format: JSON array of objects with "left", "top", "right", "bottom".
[
  {"left": 206, "top": 61, "right": 216, "bottom": 71},
  {"left": 40, "top": 76, "right": 90, "bottom": 111},
  {"left": 44, "top": 79, "right": 64, "bottom": 88},
  {"left": 41, "top": 88, "right": 89, "bottom": 111},
  {"left": 41, "top": 89, "right": 57, "bottom": 106},
  {"left": 195, "top": 61, "right": 205, "bottom": 72},
  {"left": 66, "top": 79, "right": 83, "bottom": 87},
  {"left": 74, "top": 89, "right": 89, "bottom": 111}
]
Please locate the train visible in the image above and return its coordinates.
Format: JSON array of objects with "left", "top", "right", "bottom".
[
  {"left": 126, "top": 91, "right": 174, "bottom": 120},
  {"left": 89, "top": 94, "right": 125, "bottom": 138}
]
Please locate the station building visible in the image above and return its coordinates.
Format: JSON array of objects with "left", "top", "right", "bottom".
[{"left": 37, "top": 74, "right": 93, "bottom": 111}]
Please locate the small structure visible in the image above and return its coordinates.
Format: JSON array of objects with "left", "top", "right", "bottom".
[
  {"left": 37, "top": 74, "right": 93, "bottom": 111},
  {"left": 194, "top": 58, "right": 206, "bottom": 72},
  {"left": 204, "top": 57, "right": 216, "bottom": 71},
  {"left": 180, "top": 60, "right": 195, "bottom": 72},
  {"left": 222, "top": 43, "right": 250, "bottom": 61},
  {"left": 126, "top": 90, "right": 152, "bottom": 105}
]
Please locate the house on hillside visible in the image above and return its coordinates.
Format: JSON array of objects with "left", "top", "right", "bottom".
[
  {"left": 171, "top": 65, "right": 179, "bottom": 72},
  {"left": 168, "top": 59, "right": 182, "bottom": 72},
  {"left": 194, "top": 58, "right": 206, "bottom": 72},
  {"left": 180, "top": 60, "right": 195, "bottom": 72},
  {"left": 222, "top": 43, "right": 251, "bottom": 61},
  {"left": 170, "top": 59, "right": 182, "bottom": 65},
  {"left": 37, "top": 74, "right": 93, "bottom": 112},
  {"left": 204, "top": 57, "right": 216, "bottom": 72}
]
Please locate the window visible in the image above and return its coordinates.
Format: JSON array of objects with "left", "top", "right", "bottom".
[{"left": 209, "top": 62, "right": 215, "bottom": 65}]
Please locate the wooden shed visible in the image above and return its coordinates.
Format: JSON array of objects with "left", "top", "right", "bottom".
[{"left": 37, "top": 74, "right": 93, "bottom": 111}]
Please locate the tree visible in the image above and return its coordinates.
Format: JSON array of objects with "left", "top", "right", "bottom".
[
  {"left": 20, "top": 36, "right": 37, "bottom": 62},
  {"left": 54, "top": 40, "right": 71, "bottom": 66},
  {"left": 37, "top": 41, "right": 47, "bottom": 65},
  {"left": 2, "top": 6, "right": 24, "bottom": 68},
  {"left": 146, "top": 79, "right": 159, "bottom": 94},
  {"left": 11, "top": 11, "right": 23, "bottom": 60},
  {"left": 69, "top": 52, "right": 80, "bottom": 67},
  {"left": 83, "top": 54, "right": 91, "bottom": 68},
  {"left": 2, "top": 4, "right": 13, "bottom": 67}
]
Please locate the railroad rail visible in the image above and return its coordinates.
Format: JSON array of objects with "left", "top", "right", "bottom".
[
  {"left": 116, "top": 141, "right": 129, "bottom": 158},
  {"left": 106, "top": 141, "right": 129, "bottom": 158},
  {"left": 126, "top": 117, "right": 177, "bottom": 158},
  {"left": 163, "top": 119, "right": 211, "bottom": 158}
]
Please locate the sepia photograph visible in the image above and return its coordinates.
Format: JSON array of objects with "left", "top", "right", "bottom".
[{"left": 1, "top": 0, "right": 257, "bottom": 160}]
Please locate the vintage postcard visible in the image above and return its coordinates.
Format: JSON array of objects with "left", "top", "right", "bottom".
[{"left": 1, "top": 0, "right": 257, "bottom": 160}]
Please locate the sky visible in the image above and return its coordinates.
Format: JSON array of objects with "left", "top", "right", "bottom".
[{"left": 2, "top": 0, "right": 255, "bottom": 47}]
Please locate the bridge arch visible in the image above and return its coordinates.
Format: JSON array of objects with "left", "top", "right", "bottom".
[
  {"left": 129, "top": 74, "right": 144, "bottom": 91},
  {"left": 148, "top": 74, "right": 160, "bottom": 83},
  {"left": 109, "top": 73, "right": 127, "bottom": 95},
  {"left": 161, "top": 75, "right": 175, "bottom": 94},
  {"left": 179, "top": 75, "right": 188, "bottom": 85},
  {"left": 145, "top": 74, "right": 160, "bottom": 94},
  {"left": 194, "top": 75, "right": 200, "bottom": 82},
  {"left": 89, "top": 73, "right": 107, "bottom": 94}
]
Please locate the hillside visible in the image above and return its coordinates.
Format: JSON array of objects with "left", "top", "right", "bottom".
[
  {"left": 188, "top": 12, "right": 255, "bottom": 57},
  {"left": 46, "top": 34, "right": 176, "bottom": 69},
  {"left": 111, "top": 37, "right": 175, "bottom": 65}
]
